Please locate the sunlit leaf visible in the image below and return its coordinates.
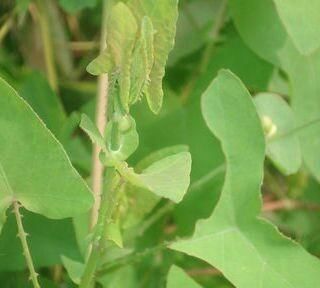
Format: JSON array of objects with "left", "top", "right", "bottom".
[
  {"left": 0, "top": 77, "right": 93, "bottom": 233},
  {"left": 167, "top": 266, "right": 202, "bottom": 288},
  {"left": 171, "top": 70, "right": 320, "bottom": 287}
]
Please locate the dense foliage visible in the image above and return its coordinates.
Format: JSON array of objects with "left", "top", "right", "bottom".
[{"left": 1, "top": 0, "right": 320, "bottom": 287}]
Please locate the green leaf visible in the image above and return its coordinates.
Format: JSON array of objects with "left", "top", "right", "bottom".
[
  {"left": 171, "top": 70, "right": 320, "bottom": 287},
  {"left": 273, "top": 0, "right": 320, "bottom": 55},
  {"left": 254, "top": 93, "right": 302, "bottom": 175},
  {"left": 80, "top": 114, "right": 106, "bottom": 150},
  {"left": 108, "top": 2, "right": 138, "bottom": 112},
  {"left": 230, "top": 0, "right": 320, "bottom": 182},
  {"left": 129, "top": 0, "right": 179, "bottom": 113},
  {"left": 139, "top": 151, "right": 192, "bottom": 203},
  {"left": 129, "top": 16, "right": 154, "bottom": 105},
  {"left": 58, "top": 0, "right": 97, "bottom": 13},
  {"left": 0, "top": 77, "right": 93, "bottom": 233},
  {"left": 18, "top": 72, "right": 66, "bottom": 137},
  {"left": 87, "top": 49, "right": 115, "bottom": 76},
  {"left": 105, "top": 222, "right": 123, "bottom": 248},
  {"left": 61, "top": 256, "right": 84, "bottom": 285},
  {"left": 167, "top": 266, "right": 202, "bottom": 288},
  {"left": 104, "top": 116, "right": 139, "bottom": 162}
]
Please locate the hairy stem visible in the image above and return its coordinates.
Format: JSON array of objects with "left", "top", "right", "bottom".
[
  {"left": 33, "top": 0, "right": 58, "bottom": 92},
  {"left": 90, "top": 0, "right": 110, "bottom": 230},
  {"left": 13, "top": 201, "right": 41, "bottom": 288}
]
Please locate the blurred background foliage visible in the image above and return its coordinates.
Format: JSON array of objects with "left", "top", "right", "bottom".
[{"left": 0, "top": 0, "right": 319, "bottom": 287}]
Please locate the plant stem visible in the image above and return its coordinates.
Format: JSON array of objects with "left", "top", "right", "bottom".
[
  {"left": 13, "top": 201, "right": 41, "bottom": 288},
  {"left": 90, "top": 0, "right": 110, "bottom": 230},
  {"left": 80, "top": 170, "right": 121, "bottom": 288},
  {"left": 34, "top": 0, "right": 58, "bottom": 92}
]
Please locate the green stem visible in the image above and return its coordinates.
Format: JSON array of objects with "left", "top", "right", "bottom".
[
  {"left": 80, "top": 169, "right": 122, "bottom": 288},
  {"left": 35, "top": 0, "right": 58, "bottom": 92},
  {"left": 13, "top": 201, "right": 41, "bottom": 288}
]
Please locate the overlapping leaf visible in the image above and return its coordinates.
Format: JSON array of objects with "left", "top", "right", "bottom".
[
  {"left": 254, "top": 93, "right": 302, "bottom": 175},
  {"left": 230, "top": 0, "right": 320, "bottom": 182},
  {"left": 0, "top": 77, "right": 93, "bottom": 233},
  {"left": 171, "top": 70, "right": 320, "bottom": 287},
  {"left": 129, "top": 0, "right": 179, "bottom": 113}
]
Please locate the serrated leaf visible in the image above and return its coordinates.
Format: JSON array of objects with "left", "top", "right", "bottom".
[
  {"left": 0, "top": 78, "right": 93, "bottom": 233},
  {"left": 129, "top": 0, "right": 179, "bottom": 113},
  {"left": 167, "top": 266, "right": 202, "bottom": 288},
  {"left": 273, "top": 0, "right": 320, "bottom": 55},
  {"left": 139, "top": 152, "right": 192, "bottom": 203},
  {"left": 171, "top": 70, "right": 320, "bottom": 287},
  {"left": 87, "top": 49, "right": 115, "bottom": 76},
  {"left": 254, "top": 93, "right": 302, "bottom": 175},
  {"left": 80, "top": 114, "right": 106, "bottom": 150}
]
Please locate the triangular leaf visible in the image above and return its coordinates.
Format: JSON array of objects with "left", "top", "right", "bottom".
[
  {"left": 139, "top": 152, "right": 192, "bottom": 203},
  {"left": 171, "top": 70, "right": 320, "bottom": 287},
  {"left": 61, "top": 256, "right": 84, "bottom": 285},
  {"left": 0, "top": 78, "right": 93, "bottom": 233}
]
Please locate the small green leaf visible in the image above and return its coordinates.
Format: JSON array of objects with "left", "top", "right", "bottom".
[
  {"left": 0, "top": 78, "right": 93, "bottom": 233},
  {"left": 87, "top": 49, "right": 115, "bottom": 76},
  {"left": 254, "top": 92, "right": 302, "bottom": 175},
  {"left": 171, "top": 70, "right": 320, "bottom": 287},
  {"left": 61, "top": 256, "right": 84, "bottom": 285},
  {"left": 129, "top": 0, "right": 179, "bottom": 113},
  {"left": 167, "top": 266, "right": 202, "bottom": 288},
  {"left": 139, "top": 152, "right": 192, "bottom": 203},
  {"left": 80, "top": 114, "right": 106, "bottom": 150}
]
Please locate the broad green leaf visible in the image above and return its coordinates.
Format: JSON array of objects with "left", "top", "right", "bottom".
[
  {"left": 61, "top": 256, "right": 84, "bottom": 285},
  {"left": 273, "top": 0, "right": 320, "bottom": 55},
  {"left": 58, "top": 0, "right": 97, "bottom": 13},
  {"left": 87, "top": 49, "right": 114, "bottom": 76},
  {"left": 230, "top": 0, "right": 320, "bottom": 182},
  {"left": 108, "top": 3, "right": 138, "bottom": 111},
  {"left": 129, "top": 16, "right": 154, "bottom": 104},
  {"left": 80, "top": 114, "right": 106, "bottom": 150},
  {"left": 167, "top": 266, "right": 202, "bottom": 288},
  {"left": 0, "top": 77, "right": 93, "bottom": 233},
  {"left": 254, "top": 93, "right": 302, "bottom": 175},
  {"left": 129, "top": 0, "right": 179, "bottom": 113},
  {"left": 171, "top": 70, "right": 320, "bottom": 287},
  {"left": 139, "top": 151, "right": 191, "bottom": 203}
]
